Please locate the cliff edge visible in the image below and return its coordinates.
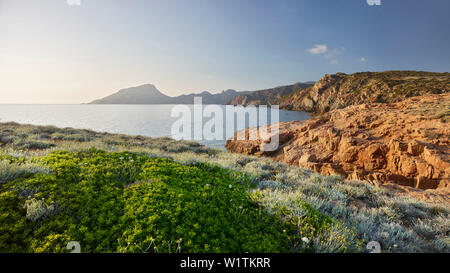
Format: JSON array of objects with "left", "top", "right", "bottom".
[{"left": 226, "top": 93, "right": 450, "bottom": 203}]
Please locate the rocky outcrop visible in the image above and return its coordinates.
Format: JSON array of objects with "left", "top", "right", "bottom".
[
  {"left": 226, "top": 93, "right": 450, "bottom": 203},
  {"left": 278, "top": 71, "right": 450, "bottom": 114}
]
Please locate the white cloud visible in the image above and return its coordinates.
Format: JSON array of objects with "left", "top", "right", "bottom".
[
  {"left": 360, "top": 57, "right": 367, "bottom": 62},
  {"left": 307, "top": 44, "right": 344, "bottom": 65},
  {"left": 307, "top": 44, "right": 328, "bottom": 55}
]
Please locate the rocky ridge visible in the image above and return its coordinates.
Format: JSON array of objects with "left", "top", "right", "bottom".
[
  {"left": 278, "top": 71, "right": 449, "bottom": 114},
  {"left": 226, "top": 93, "right": 450, "bottom": 203}
]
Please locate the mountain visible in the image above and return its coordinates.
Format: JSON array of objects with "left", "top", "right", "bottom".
[
  {"left": 228, "top": 82, "right": 315, "bottom": 106},
  {"left": 277, "top": 71, "right": 450, "bottom": 114},
  {"left": 171, "top": 89, "right": 252, "bottom": 104},
  {"left": 89, "top": 84, "right": 172, "bottom": 104},
  {"left": 89, "top": 84, "right": 251, "bottom": 105}
]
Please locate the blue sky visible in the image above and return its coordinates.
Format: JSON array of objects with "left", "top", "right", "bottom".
[{"left": 0, "top": 0, "right": 449, "bottom": 103}]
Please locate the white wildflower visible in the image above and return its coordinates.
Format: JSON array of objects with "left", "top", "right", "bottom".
[{"left": 302, "top": 237, "right": 310, "bottom": 244}]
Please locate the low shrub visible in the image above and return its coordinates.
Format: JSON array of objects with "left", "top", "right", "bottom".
[
  {"left": 0, "top": 160, "right": 49, "bottom": 185},
  {"left": 0, "top": 135, "right": 15, "bottom": 144},
  {"left": 0, "top": 149, "right": 301, "bottom": 253},
  {"left": 15, "top": 141, "right": 55, "bottom": 150}
]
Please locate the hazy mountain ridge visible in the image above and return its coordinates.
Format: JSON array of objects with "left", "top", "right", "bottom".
[
  {"left": 89, "top": 82, "right": 313, "bottom": 105},
  {"left": 89, "top": 84, "right": 251, "bottom": 105},
  {"left": 228, "top": 82, "right": 315, "bottom": 106},
  {"left": 170, "top": 89, "right": 252, "bottom": 104}
]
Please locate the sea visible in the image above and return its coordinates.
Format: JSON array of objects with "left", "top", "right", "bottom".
[{"left": 0, "top": 104, "right": 310, "bottom": 149}]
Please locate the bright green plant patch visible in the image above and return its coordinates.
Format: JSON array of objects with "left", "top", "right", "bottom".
[{"left": 0, "top": 149, "right": 299, "bottom": 253}]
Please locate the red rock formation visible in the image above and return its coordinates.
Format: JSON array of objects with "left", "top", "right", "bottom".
[{"left": 226, "top": 93, "right": 450, "bottom": 203}]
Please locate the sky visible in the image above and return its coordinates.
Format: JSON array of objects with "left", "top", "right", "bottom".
[{"left": 0, "top": 0, "right": 449, "bottom": 104}]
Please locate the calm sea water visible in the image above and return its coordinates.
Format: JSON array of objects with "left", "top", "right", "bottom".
[{"left": 0, "top": 105, "right": 310, "bottom": 148}]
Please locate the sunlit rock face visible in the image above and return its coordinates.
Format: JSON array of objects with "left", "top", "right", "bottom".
[{"left": 227, "top": 93, "right": 450, "bottom": 204}]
